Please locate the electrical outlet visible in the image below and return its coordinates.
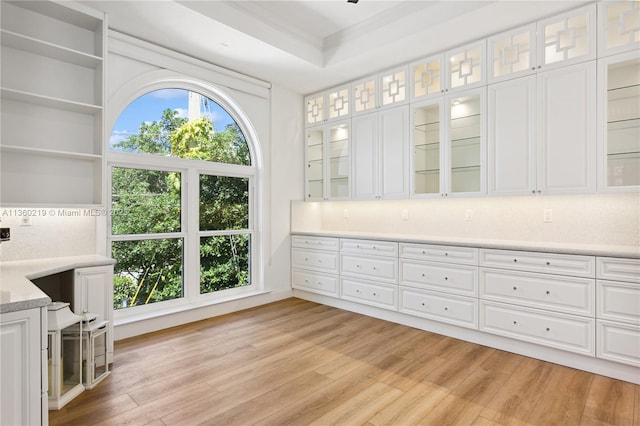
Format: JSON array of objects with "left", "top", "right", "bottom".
[
  {"left": 20, "top": 216, "right": 32, "bottom": 226},
  {"left": 465, "top": 209, "right": 473, "bottom": 221},
  {"left": 401, "top": 209, "right": 409, "bottom": 220},
  {"left": 543, "top": 209, "right": 553, "bottom": 223}
]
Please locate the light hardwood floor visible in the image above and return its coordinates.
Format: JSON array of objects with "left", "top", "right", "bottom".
[{"left": 50, "top": 298, "right": 640, "bottom": 426}]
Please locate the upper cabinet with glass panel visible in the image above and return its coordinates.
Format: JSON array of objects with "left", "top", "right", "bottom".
[
  {"left": 488, "top": 24, "right": 537, "bottom": 84},
  {"left": 599, "top": 1, "right": 640, "bottom": 57},
  {"left": 447, "top": 41, "right": 486, "bottom": 92},
  {"left": 538, "top": 4, "right": 596, "bottom": 70},
  {"left": 352, "top": 66, "right": 408, "bottom": 116},
  {"left": 305, "top": 84, "right": 350, "bottom": 126},
  {"left": 411, "top": 54, "right": 444, "bottom": 102}
]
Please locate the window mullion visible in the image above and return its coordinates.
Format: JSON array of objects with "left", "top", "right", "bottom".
[{"left": 184, "top": 167, "right": 200, "bottom": 302}]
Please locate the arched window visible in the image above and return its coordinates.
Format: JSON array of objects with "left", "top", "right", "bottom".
[{"left": 108, "top": 87, "right": 259, "bottom": 315}]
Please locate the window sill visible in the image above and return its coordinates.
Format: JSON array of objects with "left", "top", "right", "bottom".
[{"left": 114, "top": 289, "right": 273, "bottom": 327}]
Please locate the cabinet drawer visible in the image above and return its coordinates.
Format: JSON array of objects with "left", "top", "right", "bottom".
[
  {"left": 597, "top": 280, "right": 640, "bottom": 324},
  {"left": 400, "top": 243, "right": 478, "bottom": 265},
  {"left": 597, "top": 320, "right": 640, "bottom": 367},
  {"left": 341, "top": 254, "right": 398, "bottom": 283},
  {"left": 401, "top": 260, "right": 477, "bottom": 296},
  {"left": 597, "top": 257, "right": 640, "bottom": 283},
  {"left": 480, "top": 301, "right": 595, "bottom": 355},
  {"left": 340, "top": 238, "right": 398, "bottom": 257},
  {"left": 291, "top": 249, "right": 339, "bottom": 273},
  {"left": 400, "top": 287, "right": 478, "bottom": 329},
  {"left": 479, "top": 249, "right": 595, "bottom": 277},
  {"left": 291, "top": 235, "right": 339, "bottom": 251},
  {"left": 341, "top": 278, "right": 397, "bottom": 310},
  {"left": 480, "top": 269, "right": 594, "bottom": 316},
  {"left": 292, "top": 270, "right": 338, "bottom": 296}
]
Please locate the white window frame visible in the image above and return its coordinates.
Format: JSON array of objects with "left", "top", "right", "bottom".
[{"left": 107, "top": 80, "right": 262, "bottom": 323}]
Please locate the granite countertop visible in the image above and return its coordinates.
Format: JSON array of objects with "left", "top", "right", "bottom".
[
  {"left": 0, "top": 255, "right": 115, "bottom": 314},
  {"left": 291, "top": 231, "right": 640, "bottom": 259}
]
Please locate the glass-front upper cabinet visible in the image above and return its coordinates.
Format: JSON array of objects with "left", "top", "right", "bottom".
[
  {"left": 305, "top": 121, "right": 350, "bottom": 200},
  {"left": 538, "top": 4, "right": 596, "bottom": 70},
  {"left": 447, "top": 41, "right": 486, "bottom": 92},
  {"left": 448, "top": 88, "right": 486, "bottom": 195},
  {"left": 411, "top": 54, "right": 444, "bottom": 102},
  {"left": 488, "top": 24, "right": 537, "bottom": 83},
  {"left": 598, "top": 51, "right": 640, "bottom": 191},
  {"left": 305, "top": 85, "right": 350, "bottom": 126},
  {"left": 598, "top": 1, "right": 640, "bottom": 57},
  {"left": 352, "top": 66, "right": 408, "bottom": 116},
  {"left": 412, "top": 99, "right": 443, "bottom": 196}
]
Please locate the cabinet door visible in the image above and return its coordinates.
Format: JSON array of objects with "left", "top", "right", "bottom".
[
  {"left": 447, "top": 40, "right": 486, "bottom": 92},
  {"left": 352, "top": 113, "right": 379, "bottom": 199},
  {"left": 327, "top": 85, "right": 350, "bottom": 121},
  {"left": 488, "top": 23, "right": 537, "bottom": 83},
  {"left": 379, "top": 66, "right": 409, "bottom": 108},
  {"left": 305, "top": 126, "right": 324, "bottom": 200},
  {"left": 447, "top": 87, "right": 486, "bottom": 196},
  {"left": 538, "top": 4, "right": 596, "bottom": 70},
  {"left": 352, "top": 76, "right": 377, "bottom": 116},
  {"left": 411, "top": 54, "right": 445, "bottom": 102},
  {"left": 537, "top": 61, "right": 596, "bottom": 194},
  {"left": 380, "top": 105, "right": 410, "bottom": 199},
  {"left": 74, "top": 266, "right": 114, "bottom": 361},
  {"left": 598, "top": 1, "right": 640, "bottom": 57},
  {"left": 327, "top": 121, "right": 350, "bottom": 199},
  {"left": 488, "top": 75, "right": 537, "bottom": 195},
  {"left": 412, "top": 99, "right": 444, "bottom": 196},
  {"left": 1, "top": 308, "right": 42, "bottom": 425},
  {"left": 597, "top": 51, "right": 640, "bottom": 191},
  {"left": 305, "top": 93, "right": 325, "bottom": 126}
]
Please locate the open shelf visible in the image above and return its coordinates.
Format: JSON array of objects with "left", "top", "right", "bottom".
[{"left": 1, "top": 87, "right": 101, "bottom": 114}]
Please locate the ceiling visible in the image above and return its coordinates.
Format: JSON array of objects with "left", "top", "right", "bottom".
[{"left": 83, "top": 0, "right": 588, "bottom": 95}]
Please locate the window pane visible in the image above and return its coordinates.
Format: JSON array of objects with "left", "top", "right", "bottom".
[
  {"left": 112, "top": 238, "right": 183, "bottom": 309},
  {"left": 110, "top": 89, "right": 250, "bottom": 165},
  {"left": 111, "top": 167, "right": 181, "bottom": 235},
  {"left": 200, "top": 175, "right": 249, "bottom": 231},
  {"left": 200, "top": 234, "right": 250, "bottom": 294}
]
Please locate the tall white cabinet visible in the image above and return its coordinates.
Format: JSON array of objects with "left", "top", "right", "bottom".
[{"left": 0, "top": 1, "right": 106, "bottom": 206}]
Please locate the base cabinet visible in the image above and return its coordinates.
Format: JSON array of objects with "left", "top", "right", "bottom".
[
  {"left": 74, "top": 266, "right": 114, "bottom": 364},
  {"left": 0, "top": 306, "right": 48, "bottom": 426},
  {"left": 292, "top": 233, "right": 640, "bottom": 384}
]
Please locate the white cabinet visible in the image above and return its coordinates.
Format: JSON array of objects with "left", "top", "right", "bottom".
[
  {"left": 352, "top": 66, "right": 409, "bottom": 117},
  {"left": 1, "top": 307, "right": 47, "bottom": 426},
  {"left": 538, "top": 4, "right": 596, "bottom": 70},
  {"left": 291, "top": 236, "right": 340, "bottom": 297},
  {"left": 488, "top": 60, "right": 596, "bottom": 196},
  {"left": 305, "top": 120, "right": 350, "bottom": 200},
  {"left": 413, "top": 87, "right": 486, "bottom": 198},
  {"left": 488, "top": 24, "right": 537, "bottom": 84},
  {"left": 598, "top": 1, "right": 640, "bottom": 57},
  {"left": 446, "top": 40, "right": 486, "bottom": 92},
  {"left": 410, "top": 54, "right": 445, "bottom": 102},
  {"left": 399, "top": 243, "right": 479, "bottom": 329},
  {"left": 538, "top": 61, "right": 596, "bottom": 194},
  {"left": 352, "top": 105, "right": 410, "bottom": 199},
  {"left": 74, "top": 266, "right": 114, "bottom": 364},
  {"left": 596, "top": 257, "right": 640, "bottom": 367},
  {"left": 304, "top": 84, "right": 350, "bottom": 126},
  {"left": 597, "top": 50, "right": 640, "bottom": 192},
  {"left": 480, "top": 248, "right": 596, "bottom": 355},
  {"left": 0, "top": 1, "right": 105, "bottom": 206}
]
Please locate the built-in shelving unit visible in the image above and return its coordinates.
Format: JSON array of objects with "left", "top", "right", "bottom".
[{"left": 0, "top": 1, "right": 106, "bottom": 206}]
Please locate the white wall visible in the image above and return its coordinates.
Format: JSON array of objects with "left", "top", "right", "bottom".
[{"left": 292, "top": 193, "right": 640, "bottom": 252}]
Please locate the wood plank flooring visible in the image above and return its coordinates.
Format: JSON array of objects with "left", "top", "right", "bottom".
[{"left": 50, "top": 298, "right": 640, "bottom": 426}]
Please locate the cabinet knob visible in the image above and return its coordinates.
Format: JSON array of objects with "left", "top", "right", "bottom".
[
  {"left": 372, "top": 266, "right": 377, "bottom": 270},
  {"left": 546, "top": 261, "right": 550, "bottom": 266},
  {"left": 546, "top": 290, "right": 550, "bottom": 295},
  {"left": 317, "top": 282, "right": 322, "bottom": 285},
  {"left": 422, "top": 273, "right": 426, "bottom": 277},
  {"left": 444, "top": 277, "right": 448, "bottom": 280},
  {"left": 444, "top": 252, "right": 449, "bottom": 256},
  {"left": 421, "top": 302, "right": 425, "bottom": 306},
  {"left": 422, "top": 250, "right": 426, "bottom": 254},
  {"left": 546, "top": 327, "right": 551, "bottom": 332},
  {"left": 444, "top": 307, "right": 448, "bottom": 311},
  {"left": 373, "top": 292, "right": 377, "bottom": 296},
  {"left": 513, "top": 259, "right": 518, "bottom": 263},
  {"left": 513, "top": 321, "right": 517, "bottom": 325},
  {"left": 531, "top": 67, "right": 536, "bottom": 71},
  {"left": 513, "top": 286, "right": 517, "bottom": 290}
]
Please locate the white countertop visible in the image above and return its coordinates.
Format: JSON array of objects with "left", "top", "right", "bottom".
[
  {"left": 0, "top": 255, "right": 115, "bottom": 314},
  {"left": 292, "top": 231, "right": 640, "bottom": 259}
]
